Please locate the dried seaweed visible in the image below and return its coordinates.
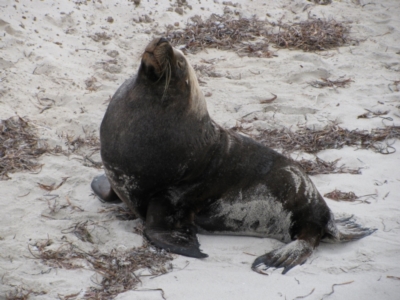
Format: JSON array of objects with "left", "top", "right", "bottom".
[
  {"left": 324, "top": 189, "right": 375, "bottom": 204},
  {"left": 324, "top": 189, "right": 359, "bottom": 202},
  {"left": 260, "top": 94, "right": 277, "bottom": 104},
  {"left": 166, "top": 13, "right": 353, "bottom": 56},
  {"left": 0, "top": 117, "right": 101, "bottom": 177},
  {"left": 37, "top": 177, "right": 69, "bottom": 191},
  {"left": 40, "top": 195, "right": 83, "bottom": 219},
  {"left": 0, "top": 116, "right": 49, "bottom": 180},
  {"left": 5, "top": 287, "right": 47, "bottom": 300},
  {"left": 61, "top": 221, "right": 96, "bottom": 243},
  {"left": 89, "top": 32, "right": 112, "bottom": 42},
  {"left": 297, "top": 157, "right": 361, "bottom": 175},
  {"left": 235, "top": 121, "right": 400, "bottom": 155},
  {"left": 61, "top": 127, "right": 102, "bottom": 168},
  {"left": 98, "top": 205, "right": 137, "bottom": 221},
  {"left": 85, "top": 76, "right": 101, "bottom": 91},
  {"left": 270, "top": 17, "right": 354, "bottom": 51},
  {"left": 62, "top": 128, "right": 100, "bottom": 153},
  {"left": 388, "top": 80, "right": 400, "bottom": 92},
  {"left": 321, "top": 280, "right": 354, "bottom": 299},
  {"left": 308, "top": 0, "right": 332, "bottom": 5},
  {"left": 309, "top": 78, "right": 353, "bottom": 89},
  {"left": 293, "top": 288, "right": 315, "bottom": 300},
  {"left": 357, "top": 109, "right": 390, "bottom": 119},
  {"left": 193, "top": 64, "right": 223, "bottom": 78},
  {"left": 166, "top": 14, "right": 274, "bottom": 57},
  {"left": 30, "top": 240, "right": 173, "bottom": 299}
]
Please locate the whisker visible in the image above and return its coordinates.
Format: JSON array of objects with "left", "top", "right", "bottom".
[{"left": 161, "top": 60, "right": 171, "bottom": 102}]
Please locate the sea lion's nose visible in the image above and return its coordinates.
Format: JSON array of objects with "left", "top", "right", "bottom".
[{"left": 157, "top": 37, "right": 169, "bottom": 45}]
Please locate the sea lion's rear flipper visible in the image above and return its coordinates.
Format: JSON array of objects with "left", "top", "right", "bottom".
[
  {"left": 91, "top": 174, "right": 122, "bottom": 203},
  {"left": 323, "top": 215, "right": 377, "bottom": 243},
  {"left": 144, "top": 198, "right": 208, "bottom": 258},
  {"left": 251, "top": 240, "right": 313, "bottom": 275}
]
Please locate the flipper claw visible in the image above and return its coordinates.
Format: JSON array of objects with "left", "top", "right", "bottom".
[
  {"left": 145, "top": 226, "right": 208, "bottom": 258},
  {"left": 145, "top": 198, "right": 208, "bottom": 258},
  {"left": 252, "top": 240, "right": 313, "bottom": 275}
]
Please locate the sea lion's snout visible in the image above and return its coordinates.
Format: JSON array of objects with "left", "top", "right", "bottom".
[
  {"left": 157, "top": 37, "right": 169, "bottom": 45},
  {"left": 141, "top": 37, "right": 174, "bottom": 79}
]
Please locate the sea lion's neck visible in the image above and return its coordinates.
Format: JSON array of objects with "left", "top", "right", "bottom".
[
  {"left": 132, "top": 77, "right": 208, "bottom": 122},
  {"left": 186, "top": 62, "right": 208, "bottom": 119}
]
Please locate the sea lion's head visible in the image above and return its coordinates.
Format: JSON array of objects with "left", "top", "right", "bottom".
[{"left": 139, "top": 37, "right": 207, "bottom": 116}]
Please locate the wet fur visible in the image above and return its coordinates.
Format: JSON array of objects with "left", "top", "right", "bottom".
[{"left": 94, "top": 38, "right": 375, "bottom": 274}]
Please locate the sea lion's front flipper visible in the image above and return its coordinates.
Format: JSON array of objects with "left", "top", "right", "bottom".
[
  {"left": 144, "top": 198, "right": 208, "bottom": 258},
  {"left": 91, "top": 174, "right": 122, "bottom": 203},
  {"left": 251, "top": 240, "right": 313, "bottom": 275}
]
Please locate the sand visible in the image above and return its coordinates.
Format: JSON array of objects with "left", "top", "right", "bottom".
[{"left": 1, "top": 0, "right": 399, "bottom": 299}]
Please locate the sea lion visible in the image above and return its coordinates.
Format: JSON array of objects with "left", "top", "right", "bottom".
[{"left": 92, "top": 37, "right": 375, "bottom": 274}]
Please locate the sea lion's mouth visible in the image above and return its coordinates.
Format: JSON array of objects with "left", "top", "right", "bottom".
[{"left": 141, "top": 37, "right": 173, "bottom": 79}]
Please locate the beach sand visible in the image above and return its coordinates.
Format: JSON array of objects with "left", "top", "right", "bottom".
[{"left": 1, "top": 0, "right": 399, "bottom": 299}]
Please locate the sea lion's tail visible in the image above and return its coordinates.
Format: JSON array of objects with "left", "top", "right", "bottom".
[{"left": 322, "top": 215, "right": 376, "bottom": 243}]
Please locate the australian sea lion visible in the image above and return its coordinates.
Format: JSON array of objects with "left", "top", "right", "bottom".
[{"left": 92, "top": 37, "right": 375, "bottom": 274}]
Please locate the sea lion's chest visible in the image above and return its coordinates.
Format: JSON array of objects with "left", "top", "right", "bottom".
[{"left": 100, "top": 98, "right": 215, "bottom": 194}]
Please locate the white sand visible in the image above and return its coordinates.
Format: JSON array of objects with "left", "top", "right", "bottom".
[{"left": 1, "top": 0, "right": 400, "bottom": 299}]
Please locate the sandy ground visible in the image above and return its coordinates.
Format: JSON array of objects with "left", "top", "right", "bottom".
[{"left": 1, "top": 0, "right": 400, "bottom": 299}]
